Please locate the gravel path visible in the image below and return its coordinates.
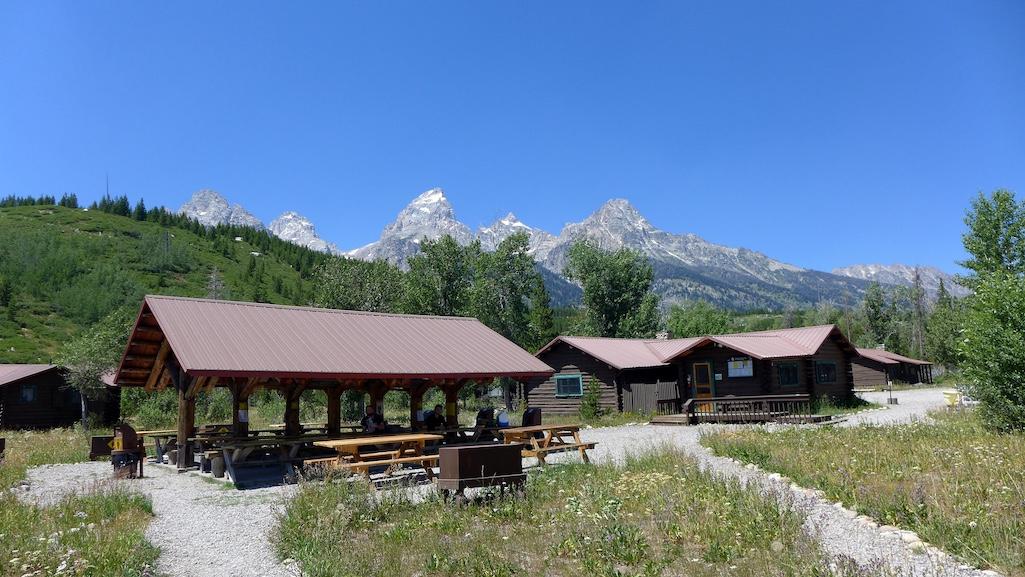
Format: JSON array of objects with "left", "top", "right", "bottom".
[
  {"left": 20, "top": 462, "right": 296, "bottom": 577},
  {"left": 555, "top": 388, "right": 999, "bottom": 577}
]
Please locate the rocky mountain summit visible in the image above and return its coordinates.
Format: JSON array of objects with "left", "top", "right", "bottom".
[
  {"left": 832, "top": 264, "right": 969, "bottom": 297},
  {"left": 268, "top": 211, "right": 342, "bottom": 255},
  {"left": 347, "top": 188, "right": 474, "bottom": 264},
  {"left": 179, "top": 189, "right": 263, "bottom": 230},
  {"left": 177, "top": 187, "right": 960, "bottom": 309}
]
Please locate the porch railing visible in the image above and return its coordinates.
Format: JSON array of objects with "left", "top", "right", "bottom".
[{"left": 661, "top": 394, "right": 812, "bottom": 424}]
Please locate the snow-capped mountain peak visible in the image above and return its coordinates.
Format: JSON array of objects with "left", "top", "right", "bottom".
[
  {"left": 269, "top": 211, "right": 342, "bottom": 255},
  {"left": 477, "top": 212, "right": 557, "bottom": 254},
  {"left": 179, "top": 189, "right": 264, "bottom": 230},
  {"left": 349, "top": 188, "right": 473, "bottom": 265},
  {"left": 832, "top": 264, "right": 969, "bottom": 297}
]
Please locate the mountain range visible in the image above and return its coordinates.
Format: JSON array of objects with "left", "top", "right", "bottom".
[{"left": 179, "top": 188, "right": 965, "bottom": 309}]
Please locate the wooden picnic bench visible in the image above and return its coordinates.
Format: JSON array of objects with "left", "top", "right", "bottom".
[
  {"left": 312, "top": 433, "right": 443, "bottom": 480},
  {"left": 500, "top": 424, "right": 596, "bottom": 466}
]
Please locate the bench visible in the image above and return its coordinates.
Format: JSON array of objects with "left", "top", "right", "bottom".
[
  {"left": 304, "top": 454, "right": 440, "bottom": 480},
  {"left": 523, "top": 442, "right": 596, "bottom": 465}
]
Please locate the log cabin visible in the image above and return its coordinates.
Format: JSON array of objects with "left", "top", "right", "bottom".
[
  {"left": 0, "top": 364, "right": 120, "bottom": 429},
  {"left": 853, "top": 348, "right": 934, "bottom": 388},
  {"left": 529, "top": 325, "right": 857, "bottom": 414}
]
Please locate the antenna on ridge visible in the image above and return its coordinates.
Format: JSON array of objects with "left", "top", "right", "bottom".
[{"left": 105, "top": 172, "right": 109, "bottom": 198}]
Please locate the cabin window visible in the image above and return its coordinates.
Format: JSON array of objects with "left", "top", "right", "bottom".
[
  {"left": 555, "top": 374, "right": 584, "bottom": 397},
  {"left": 815, "top": 361, "right": 838, "bottom": 385},
  {"left": 777, "top": 362, "right": 800, "bottom": 387},
  {"left": 727, "top": 357, "right": 753, "bottom": 378},
  {"left": 20, "top": 383, "right": 37, "bottom": 403}
]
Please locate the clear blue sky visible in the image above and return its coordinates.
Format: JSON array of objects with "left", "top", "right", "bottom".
[{"left": 2, "top": 2, "right": 1023, "bottom": 272}]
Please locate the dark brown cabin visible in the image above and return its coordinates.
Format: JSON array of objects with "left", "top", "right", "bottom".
[
  {"left": 0, "top": 365, "right": 120, "bottom": 429},
  {"left": 529, "top": 325, "right": 857, "bottom": 414},
  {"left": 853, "top": 348, "right": 934, "bottom": 388}
]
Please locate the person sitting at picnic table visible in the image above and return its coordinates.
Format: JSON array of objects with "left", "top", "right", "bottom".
[
  {"left": 361, "top": 405, "right": 386, "bottom": 434},
  {"left": 423, "top": 404, "right": 445, "bottom": 430}
]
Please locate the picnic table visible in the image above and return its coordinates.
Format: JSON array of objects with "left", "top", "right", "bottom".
[
  {"left": 311, "top": 433, "right": 443, "bottom": 479},
  {"left": 137, "top": 429, "right": 177, "bottom": 463},
  {"left": 500, "top": 424, "right": 596, "bottom": 466}
]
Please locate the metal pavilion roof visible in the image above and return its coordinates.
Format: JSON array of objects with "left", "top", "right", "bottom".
[{"left": 115, "top": 296, "right": 554, "bottom": 385}]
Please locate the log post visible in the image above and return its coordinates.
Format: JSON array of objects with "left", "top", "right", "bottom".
[
  {"left": 326, "top": 385, "right": 342, "bottom": 437},
  {"left": 409, "top": 382, "right": 427, "bottom": 431},
  {"left": 175, "top": 366, "right": 197, "bottom": 471},
  {"left": 284, "top": 380, "right": 305, "bottom": 437},
  {"left": 368, "top": 381, "right": 386, "bottom": 420},
  {"left": 445, "top": 384, "right": 460, "bottom": 428},
  {"left": 230, "top": 380, "right": 250, "bottom": 438}
]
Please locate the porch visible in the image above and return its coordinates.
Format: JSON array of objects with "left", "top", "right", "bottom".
[{"left": 650, "top": 394, "right": 833, "bottom": 425}]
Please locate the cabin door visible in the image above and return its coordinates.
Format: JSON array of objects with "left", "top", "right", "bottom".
[{"left": 692, "top": 362, "right": 714, "bottom": 410}]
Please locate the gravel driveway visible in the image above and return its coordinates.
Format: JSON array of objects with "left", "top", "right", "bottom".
[{"left": 21, "top": 462, "right": 296, "bottom": 577}]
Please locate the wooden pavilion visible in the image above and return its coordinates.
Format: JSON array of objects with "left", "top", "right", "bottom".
[{"left": 113, "top": 296, "right": 553, "bottom": 470}]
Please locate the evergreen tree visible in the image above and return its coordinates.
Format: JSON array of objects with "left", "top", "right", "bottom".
[
  {"left": 909, "top": 268, "right": 928, "bottom": 358},
  {"left": 133, "top": 198, "right": 147, "bottom": 221},
  {"left": 862, "top": 282, "right": 891, "bottom": 346}
]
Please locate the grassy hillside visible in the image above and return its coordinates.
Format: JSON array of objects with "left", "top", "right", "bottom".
[{"left": 0, "top": 205, "right": 326, "bottom": 363}]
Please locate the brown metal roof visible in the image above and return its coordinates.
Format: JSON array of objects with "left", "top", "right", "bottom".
[
  {"left": 115, "top": 296, "right": 554, "bottom": 384},
  {"left": 0, "top": 364, "right": 60, "bottom": 387},
  {"left": 856, "top": 348, "right": 931, "bottom": 366},
  {"left": 538, "top": 336, "right": 675, "bottom": 370},
  {"left": 539, "top": 325, "right": 853, "bottom": 368}
]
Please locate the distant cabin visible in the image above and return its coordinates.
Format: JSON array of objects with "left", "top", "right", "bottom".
[
  {"left": 529, "top": 325, "right": 856, "bottom": 415},
  {"left": 852, "top": 348, "right": 934, "bottom": 388},
  {"left": 0, "top": 365, "right": 120, "bottom": 429}
]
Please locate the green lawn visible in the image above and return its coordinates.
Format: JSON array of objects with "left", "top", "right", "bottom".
[
  {"left": 702, "top": 411, "right": 1025, "bottom": 576},
  {"left": 278, "top": 449, "right": 880, "bottom": 577}
]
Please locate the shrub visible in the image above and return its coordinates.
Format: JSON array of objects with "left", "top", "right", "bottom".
[{"left": 578, "top": 377, "right": 603, "bottom": 421}]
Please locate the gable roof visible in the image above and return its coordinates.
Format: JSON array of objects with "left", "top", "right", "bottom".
[
  {"left": 856, "top": 348, "right": 931, "bottom": 366},
  {"left": 115, "top": 295, "right": 554, "bottom": 384},
  {"left": 0, "top": 364, "right": 61, "bottom": 387},
  {"left": 537, "top": 336, "right": 677, "bottom": 370},
  {"left": 538, "top": 325, "right": 853, "bottom": 369}
]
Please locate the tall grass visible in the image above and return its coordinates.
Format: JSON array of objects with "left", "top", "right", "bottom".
[
  {"left": 278, "top": 449, "right": 880, "bottom": 577},
  {"left": 702, "top": 411, "right": 1025, "bottom": 576},
  {"left": 0, "top": 428, "right": 158, "bottom": 577}
]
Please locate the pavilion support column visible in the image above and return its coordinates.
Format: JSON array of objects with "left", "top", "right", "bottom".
[
  {"left": 326, "top": 386, "right": 342, "bottom": 437},
  {"left": 230, "top": 380, "right": 250, "bottom": 438},
  {"left": 284, "top": 381, "right": 305, "bottom": 437},
  {"left": 444, "top": 384, "right": 460, "bottom": 428},
  {"left": 176, "top": 372, "right": 197, "bottom": 472},
  {"left": 368, "top": 382, "right": 386, "bottom": 416},
  {"left": 409, "top": 383, "right": 427, "bottom": 431}
]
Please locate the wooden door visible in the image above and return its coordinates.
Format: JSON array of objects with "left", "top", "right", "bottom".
[{"left": 692, "top": 362, "right": 714, "bottom": 411}]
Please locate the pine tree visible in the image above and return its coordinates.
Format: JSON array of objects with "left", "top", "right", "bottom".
[{"left": 133, "top": 198, "right": 147, "bottom": 221}]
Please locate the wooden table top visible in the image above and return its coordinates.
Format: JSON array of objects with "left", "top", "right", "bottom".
[
  {"left": 137, "top": 430, "right": 177, "bottom": 436},
  {"left": 314, "top": 433, "right": 443, "bottom": 450},
  {"left": 501, "top": 424, "right": 580, "bottom": 435}
]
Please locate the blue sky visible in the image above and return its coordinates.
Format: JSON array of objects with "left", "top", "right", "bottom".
[{"left": 2, "top": 2, "right": 1023, "bottom": 272}]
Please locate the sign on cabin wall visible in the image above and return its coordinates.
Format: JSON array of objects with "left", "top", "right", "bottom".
[{"left": 727, "top": 357, "right": 753, "bottom": 377}]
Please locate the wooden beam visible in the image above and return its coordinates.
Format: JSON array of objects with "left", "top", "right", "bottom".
[
  {"left": 144, "top": 341, "right": 171, "bottom": 392},
  {"left": 135, "top": 328, "right": 164, "bottom": 342},
  {"left": 185, "top": 376, "right": 207, "bottom": 400}
]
